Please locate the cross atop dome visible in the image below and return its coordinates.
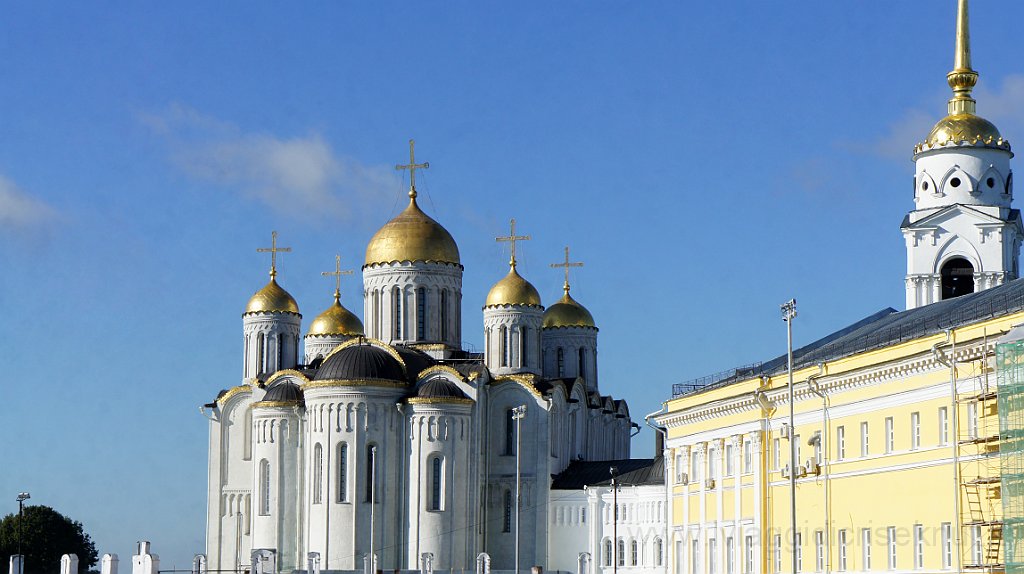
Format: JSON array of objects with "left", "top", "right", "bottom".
[
  {"left": 395, "top": 139, "right": 429, "bottom": 199},
  {"left": 257, "top": 230, "right": 291, "bottom": 278},
  {"left": 496, "top": 218, "right": 531, "bottom": 268},
  {"left": 551, "top": 246, "right": 583, "bottom": 294},
  {"left": 322, "top": 254, "right": 354, "bottom": 304}
]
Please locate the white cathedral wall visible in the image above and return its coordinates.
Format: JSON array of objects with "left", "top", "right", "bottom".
[
  {"left": 362, "top": 262, "right": 463, "bottom": 348},
  {"left": 483, "top": 306, "right": 543, "bottom": 376},
  {"left": 913, "top": 147, "right": 1012, "bottom": 212},
  {"left": 303, "top": 334, "right": 355, "bottom": 365},
  {"left": 250, "top": 407, "right": 304, "bottom": 572},
  {"left": 207, "top": 392, "right": 257, "bottom": 574},
  {"left": 303, "top": 386, "right": 407, "bottom": 571},
  {"left": 405, "top": 403, "right": 474, "bottom": 571},
  {"left": 243, "top": 314, "right": 302, "bottom": 379},
  {"left": 542, "top": 328, "right": 598, "bottom": 391}
]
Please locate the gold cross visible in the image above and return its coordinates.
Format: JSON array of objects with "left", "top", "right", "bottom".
[
  {"left": 495, "top": 218, "right": 531, "bottom": 268},
  {"left": 256, "top": 231, "right": 292, "bottom": 277},
  {"left": 550, "top": 246, "right": 583, "bottom": 294},
  {"left": 395, "top": 139, "right": 429, "bottom": 198},
  {"left": 321, "top": 254, "right": 354, "bottom": 302}
]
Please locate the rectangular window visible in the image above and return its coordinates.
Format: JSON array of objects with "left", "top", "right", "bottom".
[
  {"left": 911, "top": 412, "right": 921, "bottom": 450},
  {"left": 337, "top": 443, "right": 349, "bottom": 503},
  {"left": 365, "top": 445, "right": 376, "bottom": 502},
  {"left": 745, "top": 535, "right": 754, "bottom": 574},
  {"left": 939, "top": 407, "right": 949, "bottom": 446},
  {"left": 505, "top": 409, "right": 515, "bottom": 455},
  {"left": 861, "top": 422, "right": 870, "bottom": 457},
  {"left": 692, "top": 539, "right": 700, "bottom": 574},
  {"left": 815, "top": 531, "right": 824, "bottom": 573},
  {"left": 914, "top": 524, "right": 923, "bottom": 569},
  {"left": 710, "top": 447, "right": 720, "bottom": 479},
  {"left": 774, "top": 438, "right": 781, "bottom": 470},
  {"left": 774, "top": 534, "right": 782, "bottom": 574},
  {"left": 795, "top": 533, "right": 803, "bottom": 573},
  {"left": 415, "top": 287, "right": 426, "bottom": 341},
  {"left": 677, "top": 541, "right": 684, "bottom": 574},
  {"left": 967, "top": 402, "right": 979, "bottom": 440},
  {"left": 727, "top": 537, "right": 735, "bottom": 574},
  {"left": 885, "top": 417, "right": 894, "bottom": 453},
  {"left": 862, "top": 528, "right": 872, "bottom": 571},
  {"left": 837, "top": 426, "right": 846, "bottom": 460},
  {"left": 795, "top": 434, "right": 802, "bottom": 465},
  {"left": 744, "top": 440, "right": 753, "bottom": 474},
  {"left": 838, "top": 530, "right": 848, "bottom": 572},
  {"left": 887, "top": 526, "right": 897, "bottom": 570},
  {"left": 726, "top": 444, "right": 735, "bottom": 476},
  {"left": 692, "top": 450, "right": 701, "bottom": 481},
  {"left": 942, "top": 523, "right": 952, "bottom": 568},
  {"left": 971, "top": 525, "right": 983, "bottom": 565},
  {"left": 709, "top": 539, "right": 718, "bottom": 574},
  {"left": 677, "top": 453, "right": 685, "bottom": 483}
]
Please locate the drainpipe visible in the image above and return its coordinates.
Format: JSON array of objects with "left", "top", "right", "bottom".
[
  {"left": 933, "top": 329, "right": 962, "bottom": 570},
  {"left": 645, "top": 406, "right": 670, "bottom": 574},
  {"left": 806, "top": 364, "right": 829, "bottom": 574}
]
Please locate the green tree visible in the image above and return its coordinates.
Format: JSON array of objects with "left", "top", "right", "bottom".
[{"left": 0, "top": 505, "right": 98, "bottom": 574}]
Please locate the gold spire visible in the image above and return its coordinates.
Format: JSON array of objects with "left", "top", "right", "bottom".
[
  {"left": 495, "top": 218, "right": 531, "bottom": 268},
  {"left": 321, "top": 254, "right": 354, "bottom": 304},
  {"left": 947, "top": 0, "right": 979, "bottom": 115},
  {"left": 395, "top": 139, "right": 429, "bottom": 200},
  {"left": 550, "top": 246, "right": 583, "bottom": 295},
  {"left": 257, "top": 230, "right": 292, "bottom": 278}
]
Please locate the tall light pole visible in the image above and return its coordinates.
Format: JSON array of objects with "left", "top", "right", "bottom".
[
  {"left": 513, "top": 405, "right": 527, "bottom": 574},
  {"left": 369, "top": 445, "right": 377, "bottom": 574},
  {"left": 781, "top": 299, "right": 797, "bottom": 574},
  {"left": 17, "top": 492, "right": 31, "bottom": 574},
  {"left": 610, "top": 467, "right": 619, "bottom": 574}
]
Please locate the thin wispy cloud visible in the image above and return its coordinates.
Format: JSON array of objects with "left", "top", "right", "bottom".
[
  {"left": 140, "top": 104, "right": 398, "bottom": 220},
  {"left": 0, "top": 174, "right": 58, "bottom": 231},
  {"left": 866, "top": 73, "right": 1024, "bottom": 161}
]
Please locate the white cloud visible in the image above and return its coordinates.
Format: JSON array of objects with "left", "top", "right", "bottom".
[
  {"left": 866, "top": 73, "right": 1024, "bottom": 161},
  {"left": 0, "top": 175, "right": 57, "bottom": 230},
  {"left": 141, "top": 105, "right": 397, "bottom": 220}
]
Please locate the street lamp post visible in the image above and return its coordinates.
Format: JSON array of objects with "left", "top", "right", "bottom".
[
  {"left": 781, "top": 299, "right": 797, "bottom": 574},
  {"left": 17, "top": 492, "right": 31, "bottom": 574},
  {"left": 610, "top": 467, "right": 618, "bottom": 574},
  {"left": 512, "top": 405, "right": 527, "bottom": 574},
  {"left": 369, "top": 445, "right": 377, "bottom": 574}
]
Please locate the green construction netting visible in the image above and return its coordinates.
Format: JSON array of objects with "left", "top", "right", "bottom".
[{"left": 999, "top": 339, "right": 1024, "bottom": 573}]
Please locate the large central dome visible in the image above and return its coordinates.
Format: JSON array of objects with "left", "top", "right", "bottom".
[{"left": 365, "top": 196, "right": 460, "bottom": 266}]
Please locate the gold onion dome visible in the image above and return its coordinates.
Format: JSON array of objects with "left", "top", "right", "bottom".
[
  {"left": 308, "top": 291, "right": 364, "bottom": 336},
  {"left": 485, "top": 265, "right": 542, "bottom": 308},
  {"left": 542, "top": 287, "right": 596, "bottom": 329},
  {"left": 918, "top": 0, "right": 1010, "bottom": 153},
  {"left": 245, "top": 273, "right": 300, "bottom": 315},
  {"left": 365, "top": 194, "right": 460, "bottom": 267}
]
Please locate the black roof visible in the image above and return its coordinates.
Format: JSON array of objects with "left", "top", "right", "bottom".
[
  {"left": 674, "top": 278, "right": 1024, "bottom": 398},
  {"left": 263, "top": 381, "right": 303, "bottom": 403},
  {"left": 394, "top": 346, "right": 436, "bottom": 379},
  {"left": 314, "top": 343, "right": 406, "bottom": 382},
  {"left": 551, "top": 457, "right": 664, "bottom": 490},
  {"left": 415, "top": 378, "right": 468, "bottom": 400}
]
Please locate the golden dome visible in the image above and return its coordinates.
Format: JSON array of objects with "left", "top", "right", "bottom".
[
  {"left": 542, "top": 289, "right": 596, "bottom": 329},
  {"left": 308, "top": 292, "right": 364, "bottom": 336},
  {"left": 485, "top": 265, "right": 542, "bottom": 308},
  {"left": 365, "top": 196, "right": 460, "bottom": 266},
  {"left": 245, "top": 275, "right": 300, "bottom": 315},
  {"left": 922, "top": 114, "right": 1007, "bottom": 149}
]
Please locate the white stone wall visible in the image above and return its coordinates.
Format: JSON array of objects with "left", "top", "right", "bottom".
[
  {"left": 251, "top": 405, "right": 304, "bottom": 571},
  {"left": 542, "top": 327, "right": 599, "bottom": 391},
  {"left": 243, "top": 313, "right": 302, "bottom": 380},
  {"left": 362, "top": 261, "right": 463, "bottom": 348},
  {"left": 484, "top": 306, "right": 544, "bottom": 376},
  {"left": 303, "top": 333, "right": 356, "bottom": 365}
]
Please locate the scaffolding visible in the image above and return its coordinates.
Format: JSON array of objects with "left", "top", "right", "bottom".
[
  {"left": 960, "top": 341, "right": 1003, "bottom": 571},
  {"left": 999, "top": 336, "right": 1024, "bottom": 574}
]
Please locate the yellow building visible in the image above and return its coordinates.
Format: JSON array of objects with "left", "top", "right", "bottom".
[{"left": 654, "top": 2, "right": 1016, "bottom": 574}]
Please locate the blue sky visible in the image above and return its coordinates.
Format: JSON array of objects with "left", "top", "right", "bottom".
[{"left": 3, "top": 1, "right": 1024, "bottom": 569}]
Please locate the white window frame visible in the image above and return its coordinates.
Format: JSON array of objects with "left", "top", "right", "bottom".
[
  {"left": 939, "top": 407, "right": 949, "bottom": 446},
  {"left": 860, "top": 422, "right": 870, "bottom": 457},
  {"left": 727, "top": 537, "right": 735, "bottom": 574},
  {"left": 815, "top": 530, "right": 825, "bottom": 573},
  {"left": 971, "top": 525, "right": 983, "bottom": 565},
  {"left": 709, "top": 538, "right": 718, "bottom": 574},
  {"left": 692, "top": 538, "right": 700, "bottom": 574},
  {"left": 795, "top": 533, "right": 803, "bottom": 573},
  {"left": 942, "top": 523, "right": 952, "bottom": 569},
  {"left": 911, "top": 412, "right": 921, "bottom": 450},
  {"left": 744, "top": 440, "right": 753, "bottom": 474},
  {"left": 774, "top": 534, "right": 782, "bottom": 574},
  {"left": 774, "top": 438, "right": 781, "bottom": 470},
  {"left": 838, "top": 529, "right": 847, "bottom": 572},
  {"left": 914, "top": 524, "right": 924, "bottom": 569},
  {"left": 745, "top": 535, "right": 754, "bottom": 574},
  {"left": 884, "top": 417, "right": 894, "bottom": 453},
  {"left": 862, "top": 528, "right": 872, "bottom": 571},
  {"left": 726, "top": 444, "right": 736, "bottom": 476},
  {"left": 967, "top": 402, "right": 979, "bottom": 440},
  {"left": 887, "top": 526, "right": 897, "bottom": 570},
  {"left": 837, "top": 426, "right": 845, "bottom": 460}
]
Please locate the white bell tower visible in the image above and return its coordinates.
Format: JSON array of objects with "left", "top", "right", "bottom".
[{"left": 903, "top": 0, "right": 1020, "bottom": 309}]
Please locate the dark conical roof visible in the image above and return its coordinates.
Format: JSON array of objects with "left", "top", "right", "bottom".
[
  {"left": 415, "top": 378, "right": 468, "bottom": 400},
  {"left": 314, "top": 343, "right": 406, "bottom": 382},
  {"left": 261, "top": 381, "right": 304, "bottom": 404}
]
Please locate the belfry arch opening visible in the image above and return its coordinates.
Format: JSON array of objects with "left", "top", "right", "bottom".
[{"left": 940, "top": 258, "right": 975, "bottom": 300}]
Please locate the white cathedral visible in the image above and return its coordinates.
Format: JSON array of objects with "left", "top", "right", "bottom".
[{"left": 202, "top": 154, "right": 646, "bottom": 574}]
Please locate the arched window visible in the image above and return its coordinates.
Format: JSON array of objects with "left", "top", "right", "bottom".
[
  {"left": 429, "top": 456, "right": 443, "bottom": 511},
  {"left": 393, "top": 288, "right": 403, "bottom": 340},
  {"left": 631, "top": 539, "right": 639, "bottom": 566},
  {"left": 337, "top": 443, "right": 348, "bottom": 502},
  {"left": 243, "top": 408, "right": 252, "bottom": 460},
  {"left": 520, "top": 327, "right": 528, "bottom": 367},
  {"left": 503, "top": 490, "right": 513, "bottom": 532},
  {"left": 499, "top": 325, "right": 508, "bottom": 367},
  {"left": 604, "top": 539, "right": 614, "bottom": 566},
  {"left": 655, "top": 538, "right": 664, "bottom": 567},
  {"left": 256, "top": 335, "right": 265, "bottom": 375},
  {"left": 618, "top": 539, "right": 626, "bottom": 567},
  {"left": 312, "top": 443, "right": 323, "bottom": 504},
  {"left": 416, "top": 287, "right": 427, "bottom": 341},
  {"left": 259, "top": 459, "right": 271, "bottom": 515},
  {"left": 244, "top": 335, "right": 250, "bottom": 377},
  {"left": 440, "top": 290, "right": 449, "bottom": 341},
  {"left": 941, "top": 258, "right": 975, "bottom": 300},
  {"left": 557, "top": 347, "right": 565, "bottom": 377},
  {"left": 505, "top": 409, "right": 516, "bottom": 455},
  {"left": 578, "top": 347, "right": 586, "bottom": 379},
  {"left": 372, "top": 290, "right": 381, "bottom": 336},
  {"left": 365, "top": 445, "right": 377, "bottom": 502}
]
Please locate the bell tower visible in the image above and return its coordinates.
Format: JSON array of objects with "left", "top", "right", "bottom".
[{"left": 903, "top": 0, "right": 1021, "bottom": 309}]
